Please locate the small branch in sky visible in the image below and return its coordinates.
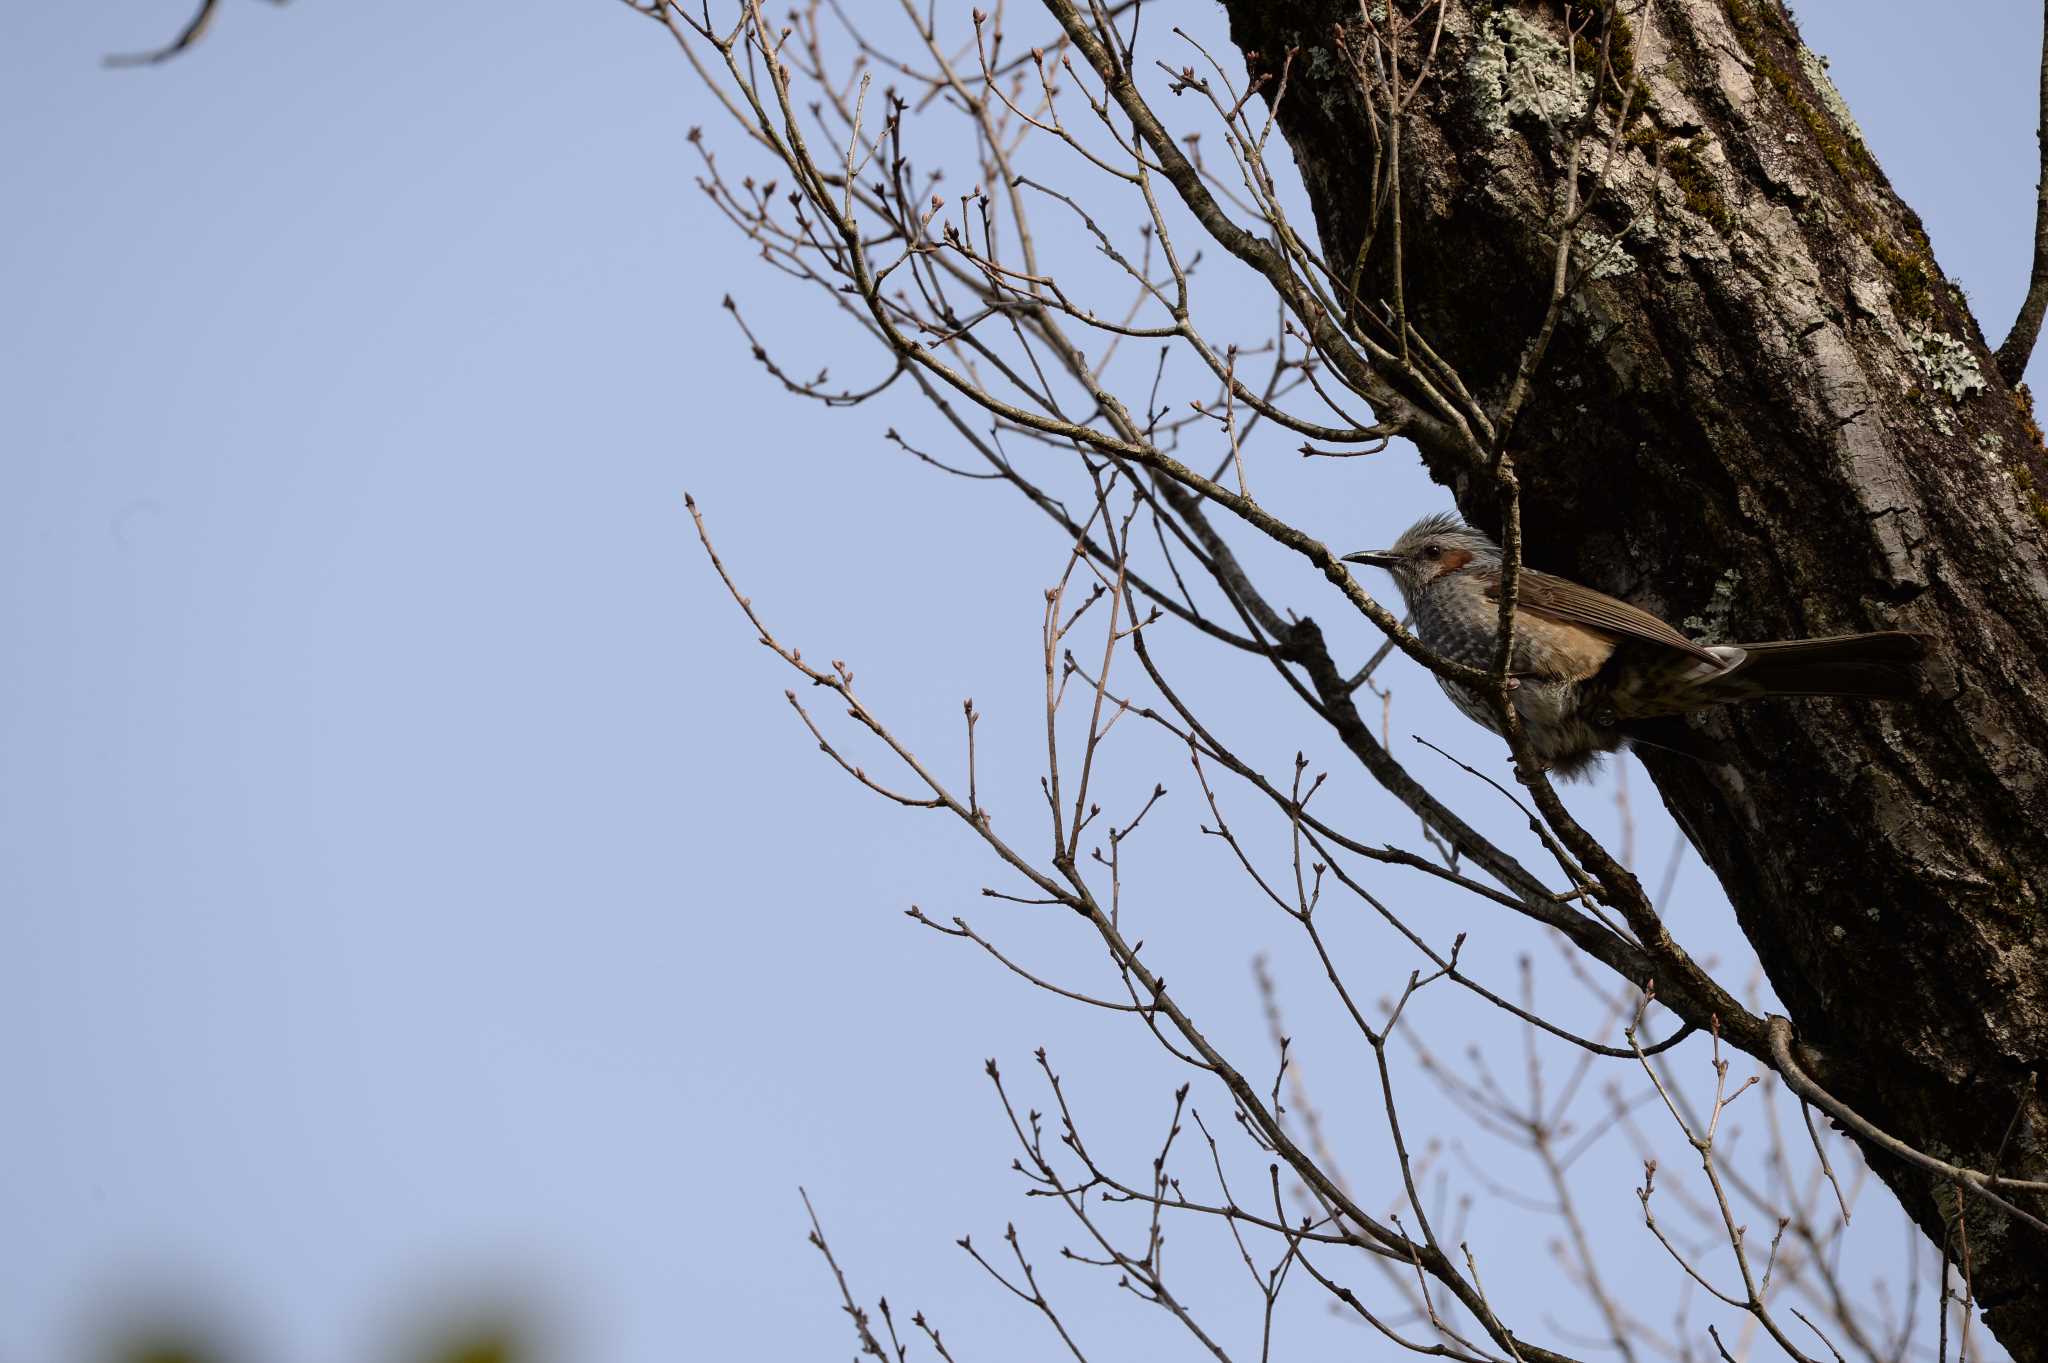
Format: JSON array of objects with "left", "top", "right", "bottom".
[{"left": 105, "top": 0, "right": 286, "bottom": 69}]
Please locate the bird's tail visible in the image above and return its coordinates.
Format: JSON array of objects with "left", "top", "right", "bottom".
[{"left": 1707, "top": 630, "right": 1929, "bottom": 703}]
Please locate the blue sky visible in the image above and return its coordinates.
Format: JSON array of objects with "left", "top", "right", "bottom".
[{"left": 2, "top": 3, "right": 2037, "bottom": 1359}]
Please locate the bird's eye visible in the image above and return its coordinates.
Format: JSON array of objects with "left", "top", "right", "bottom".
[{"left": 1423, "top": 543, "right": 1442, "bottom": 560}]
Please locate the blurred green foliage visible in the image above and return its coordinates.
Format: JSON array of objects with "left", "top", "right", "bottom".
[{"left": 107, "top": 1317, "right": 532, "bottom": 1363}]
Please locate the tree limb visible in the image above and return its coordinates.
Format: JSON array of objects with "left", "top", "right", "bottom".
[{"left": 1997, "top": 0, "right": 2048, "bottom": 384}]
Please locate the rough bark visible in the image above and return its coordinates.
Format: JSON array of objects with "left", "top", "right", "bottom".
[{"left": 1219, "top": 0, "right": 2048, "bottom": 1349}]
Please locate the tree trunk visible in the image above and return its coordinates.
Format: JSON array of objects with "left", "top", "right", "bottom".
[{"left": 1219, "top": 0, "right": 2048, "bottom": 1348}]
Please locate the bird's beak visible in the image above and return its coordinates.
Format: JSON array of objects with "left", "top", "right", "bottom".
[{"left": 1341, "top": 549, "right": 1402, "bottom": 569}]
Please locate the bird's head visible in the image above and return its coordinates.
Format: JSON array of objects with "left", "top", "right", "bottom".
[{"left": 1342, "top": 513, "right": 1500, "bottom": 601}]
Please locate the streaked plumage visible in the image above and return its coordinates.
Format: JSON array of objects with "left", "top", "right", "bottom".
[{"left": 1343, "top": 515, "right": 1928, "bottom": 779}]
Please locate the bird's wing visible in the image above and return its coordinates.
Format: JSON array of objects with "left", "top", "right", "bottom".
[{"left": 1483, "top": 568, "right": 1724, "bottom": 665}]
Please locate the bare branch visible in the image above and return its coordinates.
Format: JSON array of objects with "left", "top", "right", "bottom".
[
  {"left": 105, "top": 0, "right": 285, "bottom": 68},
  {"left": 1995, "top": 0, "right": 2048, "bottom": 384}
]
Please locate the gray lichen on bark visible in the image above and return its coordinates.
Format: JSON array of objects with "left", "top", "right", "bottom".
[{"left": 1466, "top": 9, "right": 1593, "bottom": 136}]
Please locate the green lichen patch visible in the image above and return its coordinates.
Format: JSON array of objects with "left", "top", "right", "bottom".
[
  {"left": 1474, "top": 6, "right": 1729, "bottom": 238},
  {"left": 1575, "top": 227, "right": 1637, "bottom": 280},
  {"left": 1466, "top": 10, "right": 1593, "bottom": 140},
  {"left": 1681, "top": 568, "right": 1741, "bottom": 641},
  {"left": 1796, "top": 49, "right": 1868, "bottom": 155},
  {"left": 1911, "top": 329, "right": 1987, "bottom": 406}
]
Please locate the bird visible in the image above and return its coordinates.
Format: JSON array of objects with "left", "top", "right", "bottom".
[{"left": 1342, "top": 513, "right": 1928, "bottom": 780}]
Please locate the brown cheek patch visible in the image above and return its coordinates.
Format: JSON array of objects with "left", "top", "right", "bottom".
[{"left": 1440, "top": 547, "right": 1474, "bottom": 571}]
